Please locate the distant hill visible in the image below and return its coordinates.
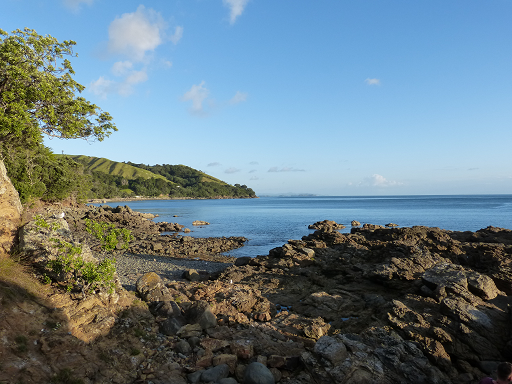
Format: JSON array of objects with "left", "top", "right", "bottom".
[
  {"left": 64, "top": 155, "right": 256, "bottom": 200},
  {"left": 67, "top": 155, "right": 169, "bottom": 182}
]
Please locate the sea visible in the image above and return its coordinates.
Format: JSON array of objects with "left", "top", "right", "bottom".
[{"left": 93, "top": 195, "right": 512, "bottom": 258}]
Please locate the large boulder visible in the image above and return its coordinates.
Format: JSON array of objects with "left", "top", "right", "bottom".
[{"left": 0, "top": 160, "right": 22, "bottom": 255}]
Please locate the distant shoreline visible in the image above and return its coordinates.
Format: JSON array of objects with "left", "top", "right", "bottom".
[{"left": 87, "top": 195, "right": 259, "bottom": 204}]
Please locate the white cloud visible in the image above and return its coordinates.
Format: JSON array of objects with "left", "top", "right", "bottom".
[
  {"left": 249, "top": 169, "right": 257, "bottom": 173},
  {"left": 162, "top": 60, "right": 173, "bottom": 68},
  {"left": 63, "top": 0, "right": 93, "bottom": 12},
  {"left": 108, "top": 5, "right": 166, "bottom": 61},
  {"left": 170, "top": 26, "right": 184, "bottom": 45},
  {"left": 268, "top": 167, "right": 305, "bottom": 173},
  {"left": 111, "top": 61, "right": 133, "bottom": 76},
  {"left": 88, "top": 76, "right": 116, "bottom": 99},
  {"left": 223, "top": 0, "right": 249, "bottom": 24},
  {"left": 250, "top": 176, "right": 259, "bottom": 180},
  {"left": 365, "top": 78, "right": 381, "bottom": 86},
  {"left": 229, "top": 91, "right": 248, "bottom": 104},
  {"left": 359, "top": 174, "right": 402, "bottom": 187},
  {"left": 225, "top": 167, "right": 241, "bottom": 174},
  {"left": 182, "top": 81, "right": 210, "bottom": 115},
  {"left": 125, "top": 69, "right": 148, "bottom": 84},
  {"left": 208, "top": 162, "right": 222, "bottom": 167},
  {"left": 89, "top": 68, "right": 148, "bottom": 98}
]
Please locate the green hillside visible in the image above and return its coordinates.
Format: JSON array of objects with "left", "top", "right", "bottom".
[
  {"left": 63, "top": 155, "right": 256, "bottom": 200},
  {"left": 68, "top": 155, "right": 168, "bottom": 181}
]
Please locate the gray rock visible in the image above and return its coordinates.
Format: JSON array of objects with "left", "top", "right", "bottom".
[
  {"left": 175, "top": 339, "right": 192, "bottom": 354},
  {"left": 314, "top": 336, "right": 348, "bottom": 365},
  {"left": 243, "top": 362, "right": 275, "bottom": 384},
  {"left": 159, "top": 317, "right": 185, "bottom": 336},
  {"left": 218, "top": 378, "right": 238, "bottom": 384},
  {"left": 201, "top": 364, "right": 229, "bottom": 383},
  {"left": 187, "top": 370, "right": 203, "bottom": 384},
  {"left": 441, "top": 297, "right": 493, "bottom": 329},
  {"left": 186, "top": 300, "right": 217, "bottom": 329}
]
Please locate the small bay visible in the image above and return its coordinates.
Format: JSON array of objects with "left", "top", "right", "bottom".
[{"left": 94, "top": 195, "right": 512, "bottom": 258}]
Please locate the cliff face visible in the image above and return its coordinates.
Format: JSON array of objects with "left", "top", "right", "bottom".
[{"left": 0, "top": 159, "right": 22, "bottom": 255}]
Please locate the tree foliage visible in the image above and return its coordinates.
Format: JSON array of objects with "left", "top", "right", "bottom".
[
  {"left": 0, "top": 28, "right": 116, "bottom": 146},
  {"left": 1, "top": 141, "right": 90, "bottom": 203}
]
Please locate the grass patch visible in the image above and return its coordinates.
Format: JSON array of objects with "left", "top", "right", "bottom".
[
  {"left": 51, "top": 368, "right": 84, "bottom": 384},
  {"left": 0, "top": 257, "right": 48, "bottom": 304}
]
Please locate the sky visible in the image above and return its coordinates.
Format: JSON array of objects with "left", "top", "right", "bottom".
[{"left": 2, "top": 0, "right": 512, "bottom": 196}]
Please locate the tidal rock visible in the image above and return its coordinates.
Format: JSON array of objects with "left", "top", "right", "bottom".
[
  {"left": 308, "top": 220, "right": 345, "bottom": 231},
  {"left": 193, "top": 220, "right": 210, "bottom": 226}
]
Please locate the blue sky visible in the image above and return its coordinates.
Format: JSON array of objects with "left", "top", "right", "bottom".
[{"left": 3, "top": 0, "right": 511, "bottom": 195}]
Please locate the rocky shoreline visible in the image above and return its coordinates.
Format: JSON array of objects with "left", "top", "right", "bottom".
[{"left": 4, "top": 202, "right": 512, "bottom": 384}]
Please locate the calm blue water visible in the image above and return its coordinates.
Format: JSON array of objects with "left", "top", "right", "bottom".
[{"left": 94, "top": 195, "right": 512, "bottom": 258}]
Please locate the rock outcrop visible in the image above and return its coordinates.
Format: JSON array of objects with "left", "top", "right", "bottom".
[{"left": 0, "top": 159, "right": 22, "bottom": 255}]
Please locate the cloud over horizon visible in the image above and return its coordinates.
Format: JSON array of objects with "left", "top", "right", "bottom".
[
  {"left": 268, "top": 167, "right": 305, "bottom": 173},
  {"left": 223, "top": 0, "right": 249, "bottom": 24},
  {"left": 225, "top": 167, "right": 241, "bottom": 174},
  {"left": 358, "top": 174, "right": 402, "bottom": 187},
  {"left": 365, "top": 78, "right": 381, "bottom": 86}
]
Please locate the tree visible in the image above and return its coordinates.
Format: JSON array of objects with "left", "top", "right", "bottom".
[{"left": 0, "top": 28, "right": 116, "bottom": 146}]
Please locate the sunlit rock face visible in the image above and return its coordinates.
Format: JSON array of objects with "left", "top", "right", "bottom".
[{"left": 0, "top": 160, "right": 22, "bottom": 255}]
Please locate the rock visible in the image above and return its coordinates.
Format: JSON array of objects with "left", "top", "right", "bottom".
[
  {"left": 440, "top": 297, "right": 493, "bottom": 329},
  {"left": 235, "top": 256, "right": 252, "bottom": 266},
  {"left": 136, "top": 272, "right": 173, "bottom": 302},
  {"left": 218, "top": 378, "right": 239, "bottom": 384},
  {"left": 386, "top": 223, "right": 399, "bottom": 227},
  {"left": 351, "top": 220, "right": 361, "bottom": 226},
  {"left": 213, "top": 354, "right": 237, "bottom": 373},
  {"left": 304, "top": 318, "right": 331, "bottom": 339},
  {"left": 186, "top": 300, "right": 217, "bottom": 329},
  {"left": 183, "top": 269, "right": 200, "bottom": 281},
  {"left": 230, "top": 339, "right": 254, "bottom": 360},
  {"left": 308, "top": 220, "right": 345, "bottom": 231},
  {"left": 175, "top": 339, "right": 192, "bottom": 354},
  {"left": 201, "top": 364, "right": 230, "bottom": 383},
  {"left": 158, "top": 221, "right": 184, "bottom": 232},
  {"left": 177, "top": 323, "right": 203, "bottom": 338},
  {"left": 193, "top": 220, "right": 210, "bottom": 226},
  {"left": 0, "top": 160, "right": 22, "bottom": 254},
  {"left": 159, "top": 317, "right": 186, "bottom": 336},
  {"left": 243, "top": 362, "right": 275, "bottom": 384},
  {"left": 314, "top": 336, "right": 348, "bottom": 365}
]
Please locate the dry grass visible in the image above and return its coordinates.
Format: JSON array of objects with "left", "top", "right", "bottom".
[{"left": 0, "top": 253, "right": 49, "bottom": 303}]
